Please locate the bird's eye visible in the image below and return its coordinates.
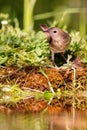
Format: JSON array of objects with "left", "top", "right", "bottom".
[{"left": 53, "top": 30, "right": 57, "bottom": 33}]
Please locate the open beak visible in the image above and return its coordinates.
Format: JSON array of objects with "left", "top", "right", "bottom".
[
  {"left": 40, "top": 24, "right": 51, "bottom": 42},
  {"left": 40, "top": 24, "right": 49, "bottom": 32}
]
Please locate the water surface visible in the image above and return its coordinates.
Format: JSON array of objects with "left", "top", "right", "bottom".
[{"left": 0, "top": 110, "right": 87, "bottom": 130}]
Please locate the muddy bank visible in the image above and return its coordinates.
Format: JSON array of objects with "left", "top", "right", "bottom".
[{"left": 0, "top": 66, "right": 87, "bottom": 113}]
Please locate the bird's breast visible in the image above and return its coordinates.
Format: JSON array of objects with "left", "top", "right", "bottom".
[{"left": 49, "top": 40, "right": 69, "bottom": 53}]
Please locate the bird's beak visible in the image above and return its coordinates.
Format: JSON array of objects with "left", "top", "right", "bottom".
[
  {"left": 40, "top": 24, "right": 51, "bottom": 42},
  {"left": 40, "top": 24, "right": 49, "bottom": 32}
]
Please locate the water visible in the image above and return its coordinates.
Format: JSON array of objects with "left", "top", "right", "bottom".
[{"left": 0, "top": 110, "right": 87, "bottom": 130}]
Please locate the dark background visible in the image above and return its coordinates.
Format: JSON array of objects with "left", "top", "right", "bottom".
[{"left": 0, "top": 0, "right": 87, "bottom": 33}]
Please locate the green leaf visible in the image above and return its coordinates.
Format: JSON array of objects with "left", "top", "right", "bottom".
[
  {"left": 43, "top": 91, "right": 54, "bottom": 101},
  {"left": 0, "top": 56, "right": 8, "bottom": 65},
  {"left": 56, "top": 89, "right": 61, "bottom": 99},
  {"left": 35, "top": 93, "right": 41, "bottom": 100},
  {"left": 36, "top": 47, "right": 42, "bottom": 56}
]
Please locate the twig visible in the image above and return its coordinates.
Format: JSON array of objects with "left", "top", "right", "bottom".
[{"left": 22, "top": 87, "right": 44, "bottom": 94}]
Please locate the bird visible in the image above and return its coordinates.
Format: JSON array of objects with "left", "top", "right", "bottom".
[{"left": 40, "top": 24, "right": 71, "bottom": 67}]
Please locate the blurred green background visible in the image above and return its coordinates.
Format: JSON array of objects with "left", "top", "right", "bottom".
[{"left": 0, "top": 0, "right": 87, "bottom": 35}]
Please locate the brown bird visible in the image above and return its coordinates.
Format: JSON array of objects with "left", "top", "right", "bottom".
[{"left": 40, "top": 24, "right": 71, "bottom": 67}]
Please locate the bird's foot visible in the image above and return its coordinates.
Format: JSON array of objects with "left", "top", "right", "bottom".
[
  {"left": 52, "top": 62, "right": 59, "bottom": 70},
  {"left": 54, "top": 65, "right": 59, "bottom": 70}
]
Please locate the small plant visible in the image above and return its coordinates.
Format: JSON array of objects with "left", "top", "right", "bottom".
[
  {"left": 69, "top": 31, "right": 87, "bottom": 65},
  {"left": 0, "top": 21, "right": 87, "bottom": 112},
  {"left": 0, "top": 25, "right": 50, "bottom": 67}
]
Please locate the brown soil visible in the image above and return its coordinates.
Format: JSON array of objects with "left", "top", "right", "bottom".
[{"left": 0, "top": 66, "right": 87, "bottom": 113}]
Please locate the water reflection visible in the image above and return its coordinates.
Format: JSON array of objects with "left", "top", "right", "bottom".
[{"left": 0, "top": 110, "right": 87, "bottom": 130}]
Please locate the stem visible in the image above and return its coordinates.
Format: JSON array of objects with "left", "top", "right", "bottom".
[
  {"left": 23, "top": 0, "right": 36, "bottom": 32},
  {"left": 34, "top": 8, "right": 81, "bottom": 20},
  {"left": 79, "top": 0, "right": 86, "bottom": 36},
  {"left": 40, "top": 67, "right": 56, "bottom": 95},
  {"left": 72, "top": 66, "right": 76, "bottom": 126}
]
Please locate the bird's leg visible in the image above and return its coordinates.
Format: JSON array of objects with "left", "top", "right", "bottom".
[
  {"left": 51, "top": 51, "right": 59, "bottom": 69},
  {"left": 51, "top": 51, "right": 54, "bottom": 62}
]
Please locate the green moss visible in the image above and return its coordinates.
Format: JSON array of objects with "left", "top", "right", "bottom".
[{"left": 0, "top": 26, "right": 50, "bottom": 67}]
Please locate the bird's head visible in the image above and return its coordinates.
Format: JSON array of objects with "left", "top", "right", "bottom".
[
  {"left": 40, "top": 24, "right": 71, "bottom": 44},
  {"left": 40, "top": 25, "right": 59, "bottom": 41}
]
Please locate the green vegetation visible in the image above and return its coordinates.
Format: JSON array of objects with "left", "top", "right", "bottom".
[
  {"left": 0, "top": 22, "right": 87, "bottom": 67},
  {"left": 23, "top": 0, "right": 36, "bottom": 32},
  {"left": 0, "top": 7, "right": 87, "bottom": 111},
  {"left": 69, "top": 31, "right": 87, "bottom": 65},
  {"left": 0, "top": 24, "right": 50, "bottom": 67}
]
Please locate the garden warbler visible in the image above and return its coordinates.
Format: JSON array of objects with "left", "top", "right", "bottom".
[{"left": 40, "top": 24, "right": 71, "bottom": 67}]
